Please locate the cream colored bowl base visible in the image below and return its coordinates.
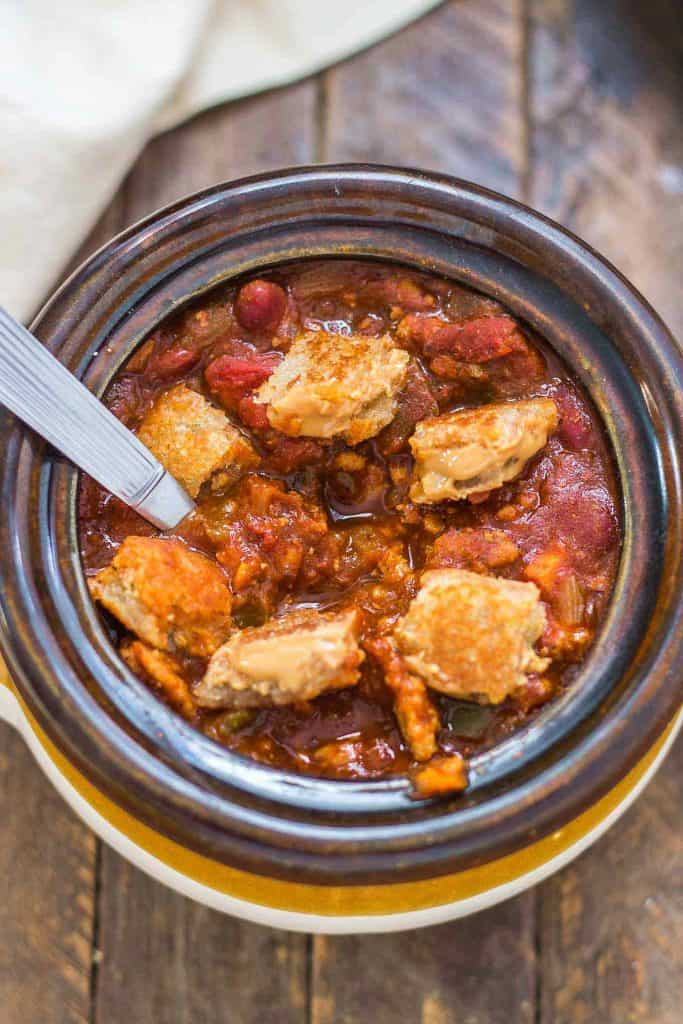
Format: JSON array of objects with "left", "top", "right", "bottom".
[{"left": 1, "top": 678, "right": 680, "bottom": 934}]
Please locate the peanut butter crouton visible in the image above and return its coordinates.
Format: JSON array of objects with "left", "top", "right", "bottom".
[
  {"left": 137, "top": 384, "right": 259, "bottom": 498},
  {"left": 195, "top": 609, "right": 364, "bottom": 709},
  {"left": 254, "top": 330, "right": 409, "bottom": 444},
  {"left": 409, "top": 398, "right": 559, "bottom": 504},
  {"left": 394, "top": 569, "right": 549, "bottom": 704},
  {"left": 89, "top": 536, "right": 232, "bottom": 657}
]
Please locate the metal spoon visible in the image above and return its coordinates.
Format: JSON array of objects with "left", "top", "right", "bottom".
[{"left": 0, "top": 307, "right": 195, "bottom": 529}]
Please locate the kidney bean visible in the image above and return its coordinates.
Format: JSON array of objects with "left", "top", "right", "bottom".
[
  {"left": 148, "top": 347, "right": 200, "bottom": 380},
  {"left": 551, "top": 384, "right": 594, "bottom": 449},
  {"left": 235, "top": 279, "right": 287, "bottom": 333}
]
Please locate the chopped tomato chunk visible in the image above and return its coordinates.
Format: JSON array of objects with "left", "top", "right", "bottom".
[{"left": 205, "top": 351, "right": 282, "bottom": 408}]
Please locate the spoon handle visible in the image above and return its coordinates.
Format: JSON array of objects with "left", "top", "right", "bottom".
[{"left": 0, "top": 308, "right": 194, "bottom": 529}]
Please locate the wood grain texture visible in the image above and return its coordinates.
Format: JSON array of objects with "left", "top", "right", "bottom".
[
  {"left": 2, "top": 4, "right": 681, "bottom": 1021},
  {"left": 0, "top": 727, "right": 96, "bottom": 1024},
  {"left": 312, "top": 899, "right": 537, "bottom": 1024},
  {"left": 0, "top": 198, "right": 129, "bottom": 1023},
  {"left": 529, "top": 5, "right": 683, "bottom": 1018},
  {"left": 322, "top": 0, "right": 525, "bottom": 195},
  {"left": 312, "top": 5, "right": 539, "bottom": 1023},
  {"left": 119, "top": 82, "right": 317, "bottom": 224},
  {"left": 89, "top": 87, "right": 316, "bottom": 1024},
  {"left": 94, "top": 847, "right": 307, "bottom": 1024},
  {"left": 529, "top": 0, "right": 683, "bottom": 337},
  {"left": 537, "top": 738, "right": 683, "bottom": 1024}
]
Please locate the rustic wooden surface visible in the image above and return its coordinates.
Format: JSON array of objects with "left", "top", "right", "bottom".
[{"left": 1, "top": 2, "right": 681, "bottom": 1021}]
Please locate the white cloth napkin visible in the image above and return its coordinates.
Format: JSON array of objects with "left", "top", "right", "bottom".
[{"left": 1, "top": 0, "right": 437, "bottom": 322}]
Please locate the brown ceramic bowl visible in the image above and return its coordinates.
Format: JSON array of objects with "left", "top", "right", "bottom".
[{"left": 0, "top": 166, "right": 681, "bottom": 931}]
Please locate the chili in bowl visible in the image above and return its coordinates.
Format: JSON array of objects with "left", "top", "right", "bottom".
[
  {"left": 79, "top": 259, "right": 621, "bottom": 801},
  {"left": 0, "top": 166, "right": 680, "bottom": 933}
]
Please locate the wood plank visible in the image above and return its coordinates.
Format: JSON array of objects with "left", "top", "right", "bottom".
[
  {"left": 119, "top": 81, "right": 317, "bottom": 223},
  {"left": 0, "top": 195, "right": 129, "bottom": 1022},
  {"left": 530, "top": 3, "right": 683, "bottom": 1020},
  {"left": 0, "top": 728, "right": 96, "bottom": 1023},
  {"left": 91, "top": 86, "right": 316, "bottom": 1024},
  {"left": 314, "top": 5, "right": 539, "bottom": 1022},
  {"left": 322, "top": 0, "right": 526, "bottom": 195},
  {"left": 537, "top": 739, "right": 683, "bottom": 1024},
  {"left": 528, "top": 0, "right": 683, "bottom": 337},
  {"left": 94, "top": 846, "right": 307, "bottom": 1024},
  {"left": 312, "top": 899, "right": 537, "bottom": 1024}
]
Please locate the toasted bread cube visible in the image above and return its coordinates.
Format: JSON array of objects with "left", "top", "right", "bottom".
[
  {"left": 394, "top": 569, "right": 549, "bottom": 704},
  {"left": 137, "top": 384, "right": 258, "bottom": 498},
  {"left": 409, "top": 398, "right": 558, "bottom": 504},
  {"left": 254, "top": 330, "right": 409, "bottom": 444},
  {"left": 89, "top": 537, "right": 232, "bottom": 657},
  {"left": 195, "top": 608, "right": 364, "bottom": 709}
]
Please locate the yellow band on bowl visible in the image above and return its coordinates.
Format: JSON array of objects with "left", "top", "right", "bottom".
[{"left": 0, "top": 663, "right": 678, "bottom": 916}]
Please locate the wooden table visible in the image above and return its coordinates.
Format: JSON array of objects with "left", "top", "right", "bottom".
[{"left": 1, "top": 3, "right": 681, "bottom": 1021}]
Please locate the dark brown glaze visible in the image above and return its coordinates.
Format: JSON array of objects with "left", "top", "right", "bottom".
[
  {"left": 2, "top": 167, "right": 680, "bottom": 884},
  {"left": 78, "top": 259, "right": 621, "bottom": 782}
]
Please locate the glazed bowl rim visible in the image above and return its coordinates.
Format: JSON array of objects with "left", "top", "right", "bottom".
[{"left": 1, "top": 163, "right": 681, "bottom": 884}]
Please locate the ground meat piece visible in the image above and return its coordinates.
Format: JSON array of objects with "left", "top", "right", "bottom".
[
  {"left": 485, "top": 344, "right": 547, "bottom": 396},
  {"left": 202, "top": 475, "right": 338, "bottom": 614},
  {"left": 235, "top": 280, "right": 287, "bottom": 334},
  {"left": 409, "top": 754, "right": 468, "bottom": 799},
  {"left": 254, "top": 330, "right": 409, "bottom": 444},
  {"left": 376, "top": 360, "right": 438, "bottom": 455},
  {"left": 136, "top": 384, "right": 259, "bottom": 498},
  {"left": 399, "top": 314, "right": 522, "bottom": 363},
  {"left": 184, "top": 303, "right": 236, "bottom": 346},
  {"left": 361, "top": 276, "right": 436, "bottom": 313},
  {"left": 194, "top": 609, "right": 363, "bottom": 709},
  {"left": 428, "top": 356, "right": 489, "bottom": 385},
  {"left": 409, "top": 398, "right": 559, "bottom": 504},
  {"left": 121, "top": 641, "right": 196, "bottom": 720},
  {"left": 427, "top": 527, "right": 520, "bottom": 573},
  {"left": 89, "top": 537, "right": 232, "bottom": 657},
  {"left": 394, "top": 569, "right": 549, "bottom": 704},
  {"left": 365, "top": 636, "right": 439, "bottom": 761},
  {"left": 523, "top": 543, "right": 592, "bottom": 660},
  {"left": 262, "top": 434, "right": 326, "bottom": 474}
]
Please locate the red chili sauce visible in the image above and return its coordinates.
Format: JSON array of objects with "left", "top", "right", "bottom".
[{"left": 78, "top": 260, "right": 621, "bottom": 794}]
